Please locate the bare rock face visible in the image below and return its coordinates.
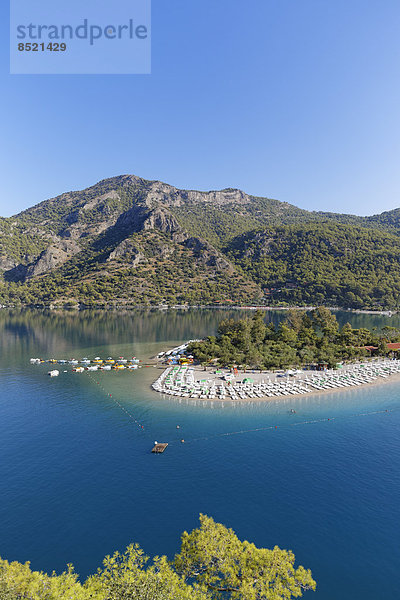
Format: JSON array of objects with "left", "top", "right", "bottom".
[
  {"left": 107, "top": 240, "right": 145, "bottom": 266},
  {"left": 0, "top": 256, "right": 17, "bottom": 270},
  {"left": 142, "top": 209, "right": 186, "bottom": 241},
  {"left": 25, "top": 240, "right": 81, "bottom": 279},
  {"left": 183, "top": 237, "right": 235, "bottom": 273},
  {"left": 112, "top": 204, "right": 186, "bottom": 241},
  {"left": 60, "top": 219, "right": 113, "bottom": 240},
  {"left": 143, "top": 182, "right": 252, "bottom": 209},
  {"left": 0, "top": 174, "right": 277, "bottom": 286},
  {"left": 113, "top": 204, "right": 150, "bottom": 232},
  {"left": 185, "top": 188, "right": 251, "bottom": 206},
  {"left": 240, "top": 232, "right": 276, "bottom": 259}
]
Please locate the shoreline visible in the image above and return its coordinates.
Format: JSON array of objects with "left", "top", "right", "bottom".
[
  {"left": 152, "top": 360, "right": 400, "bottom": 403},
  {"left": 233, "top": 370, "right": 400, "bottom": 403},
  {"left": 1, "top": 304, "right": 397, "bottom": 316}
]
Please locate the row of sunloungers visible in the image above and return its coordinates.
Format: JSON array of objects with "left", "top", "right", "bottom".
[{"left": 152, "top": 360, "right": 400, "bottom": 400}]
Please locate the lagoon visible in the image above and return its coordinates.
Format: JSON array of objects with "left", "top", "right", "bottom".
[{"left": 0, "top": 308, "right": 399, "bottom": 599}]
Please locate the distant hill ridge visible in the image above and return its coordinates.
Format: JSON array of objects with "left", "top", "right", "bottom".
[{"left": 0, "top": 174, "right": 399, "bottom": 309}]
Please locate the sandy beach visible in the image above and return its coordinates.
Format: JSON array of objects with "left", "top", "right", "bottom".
[{"left": 152, "top": 360, "right": 400, "bottom": 402}]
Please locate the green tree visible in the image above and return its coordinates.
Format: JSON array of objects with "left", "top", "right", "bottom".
[
  {"left": 311, "top": 307, "right": 339, "bottom": 341},
  {"left": 0, "top": 559, "right": 96, "bottom": 600},
  {"left": 382, "top": 326, "right": 400, "bottom": 342},
  {"left": 175, "top": 515, "right": 316, "bottom": 600},
  {"left": 0, "top": 517, "right": 316, "bottom": 600},
  {"left": 91, "top": 544, "right": 208, "bottom": 600},
  {"left": 250, "top": 311, "right": 267, "bottom": 346},
  {"left": 278, "top": 323, "right": 298, "bottom": 345},
  {"left": 284, "top": 309, "right": 304, "bottom": 332},
  {"left": 377, "top": 339, "right": 388, "bottom": 355}
]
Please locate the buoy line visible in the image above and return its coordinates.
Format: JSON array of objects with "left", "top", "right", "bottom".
[
  {"left": 83, "top": 372, "right": 399, "bottom": 449},
  {"left": 167, "top": 406, "right": 400, "bottom": 445},
  {"left": 86, "top": 372, "right": 146, "bottom": 431}
]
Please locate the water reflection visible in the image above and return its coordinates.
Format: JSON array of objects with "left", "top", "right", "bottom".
[{"left": 1, "top": 307, "right": 399, "bottom": 362}]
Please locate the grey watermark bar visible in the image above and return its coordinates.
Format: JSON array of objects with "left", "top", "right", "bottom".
[{"left": 10, "top": 0, "right": 151, "bottom": 74}]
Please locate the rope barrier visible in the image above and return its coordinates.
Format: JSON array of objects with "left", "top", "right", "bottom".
[
  {"left": 169, "top": 406, "right": 400, "bottom": 445},
  {"left": 86, "top": 372, "right": 146, "bottom": 431},
  {"left": 84, "top": 372, "right": 399, "bottom": 447}
]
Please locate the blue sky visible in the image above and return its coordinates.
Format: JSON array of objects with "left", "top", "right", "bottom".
[{"left": 1, "top": 0, "right": 400, "bottom": 217}]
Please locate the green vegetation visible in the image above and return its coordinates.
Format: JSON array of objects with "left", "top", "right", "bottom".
[
  {"left": 0, "top": 228, "right": 262, "bottom": 307},
  {"left": 0, "top": 515, "right": 315, "bottom": 600},
  {"left": 15, "top": 177, "right": 151, "bottom": 235},
  {"left": 188, "top": 308, "right": 399, "bottom": 369},
  {"left": 228, "top": 223, "right": 400, "bottom": 309},
  {"left": 0, "top": 218, "right": 48, "bottom": 263},
  {"left": 172, "top": 196, "right": 312, "bottom": 249},
  {"left": 2, "top": 176, "right": 400, "bottom": 308}
]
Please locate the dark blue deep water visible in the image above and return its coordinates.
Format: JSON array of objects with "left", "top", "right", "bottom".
[{"left": 0, "top": 309, "right": 399, "bottom": 599}]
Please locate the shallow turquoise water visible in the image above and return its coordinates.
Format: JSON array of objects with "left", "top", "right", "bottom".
[{"left": 0, "top": 309, "right": 399, "bottom": 599}]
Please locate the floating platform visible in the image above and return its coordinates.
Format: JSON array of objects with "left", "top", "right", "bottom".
[{"left": 151, "top": 443, "right": 168, "bottom": 453}]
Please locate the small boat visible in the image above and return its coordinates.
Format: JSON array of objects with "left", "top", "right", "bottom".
[
  {"left": 73, "top": 367, "right": 85, "bottom": 373},
  {"left": 86, "top": 365, "right": 99, "bottom": 371},
  {"left": 48, "top": 370, "right": 59, "bottom": 377},
  {"left": 101, "top": 365, "right": 112, "bottom": 370}
]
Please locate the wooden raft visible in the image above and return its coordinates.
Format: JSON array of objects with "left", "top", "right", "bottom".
[{"left": 151, "top": 443, "right": 168, "bottom": 453}]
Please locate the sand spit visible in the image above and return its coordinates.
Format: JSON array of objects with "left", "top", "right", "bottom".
[{"left": 152, "top": 359, "right": 400, "bottom": 402}]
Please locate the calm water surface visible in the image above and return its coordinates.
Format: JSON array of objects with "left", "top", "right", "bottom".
[{"left": 0, "top": 308, "right": 399, "bottom": 599}]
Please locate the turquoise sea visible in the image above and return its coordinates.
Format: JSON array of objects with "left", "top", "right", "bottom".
[{"left": 0, "top": 308, "right": 399, "bottom": 599}]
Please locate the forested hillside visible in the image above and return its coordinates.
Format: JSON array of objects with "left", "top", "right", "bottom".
[
  {"left": 227, "top": 223, "right": 400, "bottom": 309},
  {"left": 0, "top": 174, "right": 399, "bottom": 309}
]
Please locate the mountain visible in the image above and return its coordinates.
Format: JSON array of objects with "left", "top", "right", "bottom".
[
  {"left": 227, "top": 223, "right": 400, "bottom": 309},
  {"left": 0, "top": 174, "right": 399, "bottom": 309}
]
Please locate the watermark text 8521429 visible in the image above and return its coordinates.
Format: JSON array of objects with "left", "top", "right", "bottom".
[
  {"left": 18, "top": 42, "right": 67, "bottom": 51},
  {"left": 10, "top": 0, "right": 151, "bottom": 74}
]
